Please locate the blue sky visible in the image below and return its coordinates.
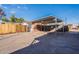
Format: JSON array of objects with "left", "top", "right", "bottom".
[{"left": 0, "top": 4, "right": 79, "bottom": 24}]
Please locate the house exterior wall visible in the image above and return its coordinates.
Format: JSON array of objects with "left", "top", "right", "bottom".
[
  {"left": 68, "top": 24, "right": 79, "bottom": 32},
  {"left": 31, "top": 23, "right": 41, "bottom": 32}
]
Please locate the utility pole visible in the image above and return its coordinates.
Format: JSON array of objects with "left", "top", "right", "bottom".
[
  {"left": 63, "top": 17, "right": 67, "bottom": 32},
  {"left": 63, "top": 18, "right": 65, "bottom": 32},
  {"left": 55, "top": 17, "right": 57, "bottom": 32}
]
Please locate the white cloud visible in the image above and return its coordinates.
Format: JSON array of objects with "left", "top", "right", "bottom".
[
  {"left": 0, "top": 4, "right": 2, "bottom": 7},
  {"left": 17, "top": 6, "right": 20, "bottom": 9},
  {"left": 24, "top": 6, "right": 28, "bottom": 10},
  {"left": 10, "top": 10, "right": 16, "bottom": 14},
  {"left": 4, "top": 6, "right": 8, "bottom": 9},
  {"left": 0, "top": 5, "right": 8, "bottom": 10}
]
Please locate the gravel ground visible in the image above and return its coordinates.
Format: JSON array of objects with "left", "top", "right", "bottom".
[
  {"left": 0, "top": 32, "right": 47, "bottom": 54},
  {"left": 12, "top": 32, "right": 79, "bottom": 54}
]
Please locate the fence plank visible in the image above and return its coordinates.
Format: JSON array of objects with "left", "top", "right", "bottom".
[{"left": 0, "top": 23, "right": 28, "bottom": 35}]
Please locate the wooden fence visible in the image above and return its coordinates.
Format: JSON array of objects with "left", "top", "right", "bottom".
[{"left": 0, "top": 23, "right": 29, "bottom": 35}]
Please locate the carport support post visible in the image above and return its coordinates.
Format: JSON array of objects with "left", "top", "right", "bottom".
[
  {"left": 43, "top": 21, "right": 45, "bottom": 31},
  {"left": 54, "top": 18, "right": 57, "bottom": 36},
  {"left": 41, "top": 21, "right": 42, "bottom": 31},
  {"left": 55, "top": 18, "right": 57, "bottom": 32},
  {"left": 63, "top": 24, "right": 64, "bottom": 32}
]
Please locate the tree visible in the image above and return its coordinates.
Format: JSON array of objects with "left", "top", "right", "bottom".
[
  {"left": 19, "top": 18, "right": 24, "bottom": 22},
  {"left": 15, "top": 18, "right": 20, "bottom": 23},
  {"left": 10, "top": 15, "right": 25, "bottom": 23},
  {"left": 2, "top": 16, "right": 8, "bottom": 22},
  {"left": 0, "top": 8, "right": 6, "bottom": 20},
  {"left": 10, "top": 15, "right": 16, "bottom": 22},
  {"left": 15, "top": 18, "right": 24, "bottom": 23}
]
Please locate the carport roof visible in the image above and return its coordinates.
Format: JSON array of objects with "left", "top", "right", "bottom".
[{"left": 32, "top": 16, "right": 63, "bottom": 24}]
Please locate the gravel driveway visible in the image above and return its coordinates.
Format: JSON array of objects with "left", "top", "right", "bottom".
[{"left": 0, "top": 32, "right": 46, "bottom": 54}]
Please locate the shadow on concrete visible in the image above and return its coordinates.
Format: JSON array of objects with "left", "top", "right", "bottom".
[{"left": 11, "top": 32, "right": 79, "bottom": 54}]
